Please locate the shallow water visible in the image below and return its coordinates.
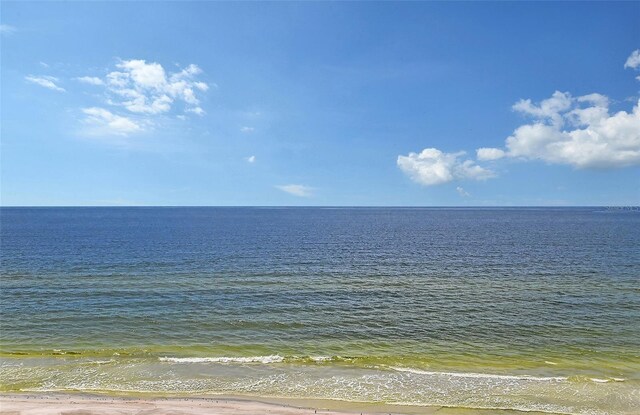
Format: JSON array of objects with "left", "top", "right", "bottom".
[{"left": 1, "top": 207, "right": 639, "bottom": 414}]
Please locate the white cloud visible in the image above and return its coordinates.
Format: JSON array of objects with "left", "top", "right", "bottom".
[
  {"left": 81, "top": 107, "right": 143, "bottom": 136},
  {"left": 512, "top": 91, "right": 572, "bottom": 126},
  {"left": 456, "top": 186, "right": 470, "bottom": 197},
  {"left": 246, "top": 155, "right": 256, "bottom": 163},
  {"left": 276, "top": 184, "right": 314, "bottom": 197},
  {"left": 397, "top": 148, "right": 495, "bottom": 186},
  {"left": 476, "top": 147, "right": 506, "bottom": 161},
  {"left": 25, "top": 75, "right": 65, "bottom": 92},
  {"left": 82, "top": 59, "right": 210, "bottom": 115},
  {"left": 624, "top": 49, "right": 640, "bottom": 70},
  {"left": 117, "top": 59, "right": 166, "bottom": 89},
  {"left": 186, "top": 106, "right": 205, "bottom": 116},
  {"left": 485, "top": 92, "right": 640, "bottom": 169},
  {"left": 240, "top": 126, "right": 255, "bottom": 133},
  {"left": 0, "top": 24, "right": 16, "bottom": 35},
  {"left": 76, "top": 76, "right": 104, "bottom": 86}
]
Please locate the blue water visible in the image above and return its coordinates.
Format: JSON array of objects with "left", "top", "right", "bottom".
[{"left": 1, "top": 207, "right": 639, "bottom": 414}]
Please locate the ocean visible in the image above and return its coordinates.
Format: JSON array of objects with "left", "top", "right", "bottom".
[{"left": 1, "top": 207, "right": 638, "bottom": 414}]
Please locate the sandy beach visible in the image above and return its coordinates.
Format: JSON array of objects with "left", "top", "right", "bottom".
[
  {"left": 0, "top": 394, "right": 468, "bottom": 415},
  {"left": 0, "top": 394, "right": 543, "bottom": 415},
  {"left": 0, "top": 395, "right": 350, "bottom": 415}
]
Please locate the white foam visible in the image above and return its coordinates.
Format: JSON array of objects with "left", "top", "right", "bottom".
[
  {"left": 389, "top": 367, "right": 567, "bottom": 382},
  {"left": 590, "top": 378, "right": 610, "bottom": 383},
  {"left": 589, "top": 377, "right": 625, "bottom": 383},
  {"left": 309, "top": 356, "right": 333, "bottom": 362},
  {"left": 159, "top": 355, "right": 284, "bottom": 364}
]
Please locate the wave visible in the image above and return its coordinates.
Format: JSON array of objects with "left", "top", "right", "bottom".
[
  {"left": 390, "top": 367, "right": 626, "bottom": 383},
  {"left": 158, "top": 355, "right": 339, "bottom": 364},
  {"left": 388, "top": 366, "right": 567, "bottom": 381},
  {"left": 159, "top": 355, "right": 285, "bottom": 364}
]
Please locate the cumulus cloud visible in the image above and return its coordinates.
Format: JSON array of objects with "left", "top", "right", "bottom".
[
  {"left": 81, "top": 107, "right": 143, "bottom": 136},
  {"left": 276, "top": 184, "right": 314, "bottom": 197},
  {"left": 80, "top": 59, "right": 209, "bottom": 115},
  {"left": 624, "top": 49, "right": 640, "bottom": 70},
  {"left": 76, "top": 76, "right": 104, "bottom": 86},
  {"left": 480, "top": 92, "right": 640, "bottom": 169},
  {"left": 246, "top": 155, "right": 256, "bottom": 163},
  {"left": 398, "top": 51, "right": 640, "bottom": 188},
  {"left": 397, "top": 148, "right": 495, "bottom": 186},
  {"left": 25, "top": 75, "right": 65, "bottom": 92}
]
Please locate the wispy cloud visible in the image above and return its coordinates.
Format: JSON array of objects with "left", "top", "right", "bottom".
[
  {"left": 240, "top": 126, "right": 255, "bottom": 133},
  {"left": 246, "top": 155, "right": 256, "bottom": 163},
  {"left": 25, "top": 75, "right": 65, "bottom": 92},
  {"left": 276, "top": 184, "right": 313, "bottom": 197},
  {"left": 0, "top": 24, "right": 16, "bottom": 35},
  {"left": 625, "top": 49, "right": 640, "bottom": 81},
  {"left": 186, "top": 106, "right": 205, "bottom": 116},
  {"left": 624, "top": 49, "right": 640, "bottom": 70},
  {"left": 75, "top": 76, "right": 104, "bottom": 86},
  {"left": 476, "top": 147, "right": 506, "bottom": 161},
  {"left": 456, "top": 186, "right": 470, "bottom": 197},
  {"left": 81, "top": 107, "right": 143, "bottom": 136}
]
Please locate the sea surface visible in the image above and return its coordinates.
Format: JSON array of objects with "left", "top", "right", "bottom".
[{"left": 1, "top": 207, "right": 639, "bottom": 414}]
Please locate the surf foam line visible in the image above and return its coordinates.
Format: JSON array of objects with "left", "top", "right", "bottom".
[
  {"left": 159, "top": 355, "right": 285, "bottom": 364},
  {"left": 389, "top": 366, "right": 568, "bottom": 382},
  {"left": 389, "top": 367, "right": 627, "bottom": 383},
  {"left": 158, "top": 355, "right": 340, "bottom": 364}
]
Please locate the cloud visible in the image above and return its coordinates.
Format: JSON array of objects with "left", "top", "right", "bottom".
[
  {"left": 186, "top": 106, "right": 205, "bottom": 116},
  {"left": 624, "top": 49, "right": 640, "bottom": 70},
  {"left": 240, "top": 126, "right": 255, "bottom": 133},
  {"left": 397, "top": 148, "right": 495, "bottom": 186},
  {"left": 276, "top": 184, "right": 314, "bottom": 197},
  {"left": 76, "top": 76, "right": 104, "bottom": 86},
  {"left": 95, "top": 59, "right": 209, "bottom": 115},
  {"left": 246, "top": 155, "right": 256, "bottom": 163},
  {"left": 476, "top": 147, "right": 506, "bottom": 161},
  {"left": 25, "top": 75, "right": 65, "bottom": 92},
  {"left": 512, "top": 91, "right": 573, "bottom": 126},
  {"left": 456, "top": 186, "right": 470, "bottom": 197},
  {"left": 479, "top": 92, "right": 640, "bottom": 169},
  {"left": 0, "top": 24, "right": 16, "bottom": 35},
  {"left": 81, "top": 107, "right": 143, "bottom": 136}
]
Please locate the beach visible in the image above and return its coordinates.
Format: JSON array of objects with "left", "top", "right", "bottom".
[
  {"left": 0, "top": 394, "right": 528, "bottom": 415},
  {"left": 0, "top": 394, "right": 352, "bottom": 415}
]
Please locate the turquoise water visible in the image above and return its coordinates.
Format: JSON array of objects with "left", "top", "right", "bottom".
[{"left": 1, "top": 207, "right": 639, "bottom": 414}]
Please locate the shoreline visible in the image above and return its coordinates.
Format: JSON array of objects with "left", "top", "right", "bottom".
[{"left": 0, "top": 393, "right": 553, "bottom": 415}]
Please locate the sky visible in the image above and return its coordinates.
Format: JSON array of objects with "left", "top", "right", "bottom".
[{"left": 1, "top": 1, "right": 639, "bottom": 206}]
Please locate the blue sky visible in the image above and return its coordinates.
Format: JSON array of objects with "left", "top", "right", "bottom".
[{"left": 1, "top": 1, "right": 639, "bottom": 206}]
